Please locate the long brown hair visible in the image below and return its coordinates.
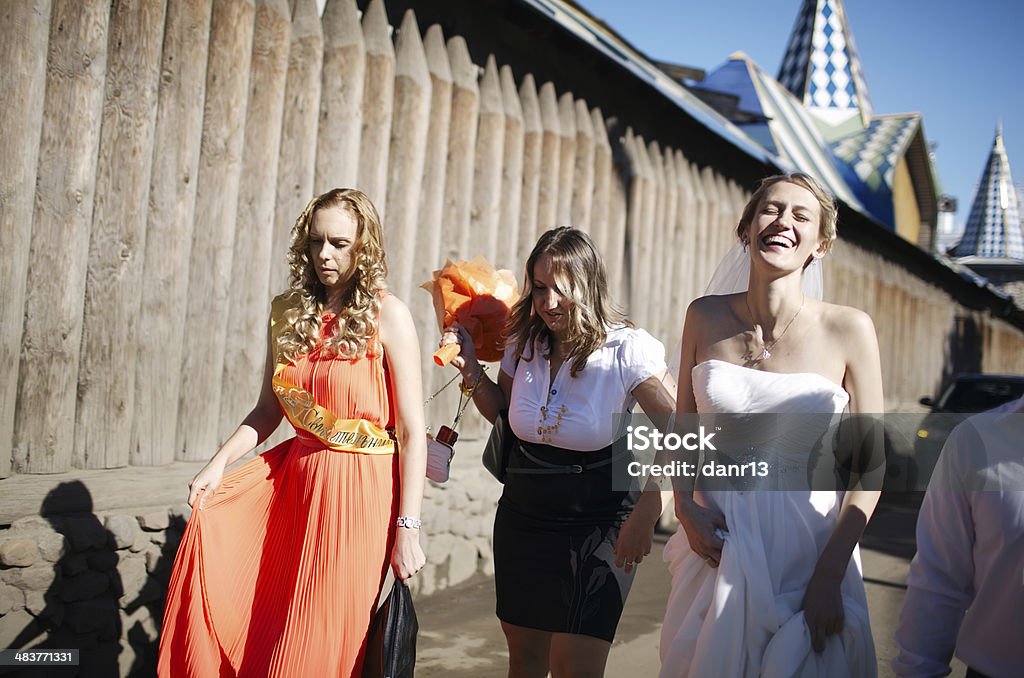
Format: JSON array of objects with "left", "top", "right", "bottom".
[
  {"left": 506, "top": 227, "right": 629, "bottom": 377},
  {"left": 275, "top": 188, "right": 387, "bottom": 362}
]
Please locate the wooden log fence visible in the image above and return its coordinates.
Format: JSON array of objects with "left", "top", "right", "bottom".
[
  {"left": 132, "top": 0, "right": 214, "bottom": 467},
  {"left": 1, "top": 0, "right": 1021, "bottom": 475},
  {"left": 177, "top": 0, "right": 256, "bottom": 461},
  {"left": 75, "top": 0, "right": 166, "bottom": 470},
  {"left": 0, "top": 0, "right": 52, "bottom": 478},
  {"left": 221, "top": 0, "right": 292, "bottom": 439},
  {"left": 497, "top": 65, "right": 524, "bottom": 273},
  {"left": 14, "top": 0, "right": 111, "bottom": 474}
]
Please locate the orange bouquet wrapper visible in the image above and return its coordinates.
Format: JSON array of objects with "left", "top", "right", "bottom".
[{"left": 421, "top": 256, "right": 519, "bottom": 365}]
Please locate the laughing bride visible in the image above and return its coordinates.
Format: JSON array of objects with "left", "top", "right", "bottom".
[{"left": 660, "top": 173, "right": 884, "bottom": 677}]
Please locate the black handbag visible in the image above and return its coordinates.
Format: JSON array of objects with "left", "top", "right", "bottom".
[
  {"left": 482, "top": 409, "right": 517, "bottom": 483},
  {"left": 363, "top": 577, "right": 418, "bottom": 678}
]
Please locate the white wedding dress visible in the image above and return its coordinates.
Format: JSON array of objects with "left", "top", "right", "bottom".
[{"left": 659, "top": 359, "right": 877, "bottom": 678}]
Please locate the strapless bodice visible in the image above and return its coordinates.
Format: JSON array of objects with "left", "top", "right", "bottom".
[
  {"left": 692, "top": 359, "right": 848, "bottom": 415},
  {"left": 690, "top": 359, "right": 849, "bottom": 491}
]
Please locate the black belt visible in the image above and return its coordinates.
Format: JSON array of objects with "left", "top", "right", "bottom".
[{"left": 506, "top": 442, "right": 630, "bottom": 475}]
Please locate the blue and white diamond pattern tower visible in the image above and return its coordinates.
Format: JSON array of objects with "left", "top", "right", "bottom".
[
  {"left": 777, "top": 0, "right": 873, "bottom": 129},
  {"left": 955, "top": 128, "right": 1024, "bottom": 260}
]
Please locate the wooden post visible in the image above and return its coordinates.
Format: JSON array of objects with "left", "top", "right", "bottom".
[
  {"left": 385, "top": 9, "right": 431, "bottom": 300},
  {"left": 177, "top": 0, "right": 256, "bottom": 461},
  {"left": 606, "top": 152, "right": 629, "bottom": 304},
  {"left": 556, "top": 92, "right": 576, "bottom": 227},
  {"left": 689, "top": 163, "right": 709, "bottom": 300},
  {"left": 570, "top": 99, "right": 595, "bottom": 233},
  {"left": 698, "top": 166, "right": 720, "bottom": 299},
  {"left": 517, "top": 74, "right": 542, "bottom": 266},
  {"left": 469, "top": 55, "right": 505, "bottom": 262},
  {"left": 358, "top": 0, "right": 394, "bottom": 214},
  {"left": 221, "top": 0, "right": 292, "bottom": 438},
  {"left": 0, "top": 0, "right": 51, "bottom": 477},
  {"left": 132, "top": 0, "right": 214, "bottom": 467},
  {"left": 635, "top": 137, "right": 657, "bottom": 327},
  {"left": 671, "top": 151, "right": 695, "bottom": 327},
  {"left": 75, "top": 0, "right": 167, "bottom": 469},
  {"left": 413, "top": 22, "right": 451, "bottom": 396},
  {"left": 270, "top": 0, "right": 324, "bottom": 296},
  {"left": 589, "top": 108, "right": 611, "bottom": 259},
  {"left": 536, "top": 82, "right": 561, "bottom": 236},
  {"left": 713, "top": 173, "right": 734, "bottom": 263},
  {"left": 658, "top": 145, "right": 679, "bottom": 343},
  {"left": 498, "top": 64, "right": 524, "bottom": 272},
  {"left": 647, "top": 141, "right": 667, "bottom": 338},
  {"left": 316, "top": 0, "right": 363, "bottom": 192},
  {"left": 14, "top": 0, "right": 110, "bottom": 474},
  {"left": 621, "top": 128, "right": 646, "bottom": 322},
  {"left": 440, "top": 36, "right": 478, "bottom": 262}
]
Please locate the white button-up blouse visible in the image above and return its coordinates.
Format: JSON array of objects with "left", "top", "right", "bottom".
[{"left": 500, "top": 326, "right": 666, "bottom": 452}]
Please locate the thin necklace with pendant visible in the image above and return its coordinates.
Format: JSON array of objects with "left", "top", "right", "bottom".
[{"left": 745, "top": 293, "right": 805, "bottom": 362}]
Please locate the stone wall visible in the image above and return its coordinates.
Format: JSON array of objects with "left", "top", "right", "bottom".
[{"left": 0, "top": 501, "right": 188, "bottom": 676}]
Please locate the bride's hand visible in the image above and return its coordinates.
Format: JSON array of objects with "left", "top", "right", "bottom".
[
  {"left": 801, "top": 570, "right": 844, "bottom": 652},
  {"left": 674, "top": 493, "right": 727, "bottom": 568}
]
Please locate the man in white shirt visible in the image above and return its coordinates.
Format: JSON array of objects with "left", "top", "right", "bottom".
[{"left": 892, "top": 396, "right": 1024, "bottom": 678}]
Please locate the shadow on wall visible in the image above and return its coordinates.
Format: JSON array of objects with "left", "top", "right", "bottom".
[
  {"left": 944, "top": 315, "right": 983, "bottom": 388},
  {"left": 0, "top": 482, "right": 185, "bottom": 677}
]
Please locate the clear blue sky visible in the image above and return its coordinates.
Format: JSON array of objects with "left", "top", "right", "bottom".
[{"left": 574, "top": 0, "right": 1024, "bottom": 230}]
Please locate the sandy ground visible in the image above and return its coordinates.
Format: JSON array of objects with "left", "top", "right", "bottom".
[{"left": 415, "top": 499, "right": 967, "bottom": 677}]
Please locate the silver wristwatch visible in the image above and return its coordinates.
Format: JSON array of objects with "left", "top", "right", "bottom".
[{"left": 395, "top": 516, "right": 422, "bottom": 529}]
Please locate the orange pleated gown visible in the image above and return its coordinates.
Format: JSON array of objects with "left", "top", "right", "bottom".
[{"left": 158, "top": 309, "right": 398, "bottom": 677}]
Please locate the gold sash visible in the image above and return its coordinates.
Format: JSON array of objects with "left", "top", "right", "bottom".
[{"left": 273, "top": 367, "right": 394, "bottom": 455}]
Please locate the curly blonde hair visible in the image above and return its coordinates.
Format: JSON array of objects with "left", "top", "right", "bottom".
[
  {"left": 506, "top": 227, "right": 629, "bottom": 377},
  {"left": 275, "top": 188, "right": 387, "bottom": 362}
]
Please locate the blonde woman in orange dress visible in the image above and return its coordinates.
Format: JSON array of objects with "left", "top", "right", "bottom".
[{"left": 158, "top": 188, "right": 427, "bottom": 677}]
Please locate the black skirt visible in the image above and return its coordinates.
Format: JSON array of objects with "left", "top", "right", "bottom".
[{"left": 493, "top": 439, "right": 640, "bottom": 642}]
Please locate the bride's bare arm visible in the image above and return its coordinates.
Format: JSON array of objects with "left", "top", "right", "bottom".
[
  {"left": 803, "top": 307, "right": 883, "bottom": 650},
  {"left": 672, "top": 300, "right": 728, "bottom": 566}
]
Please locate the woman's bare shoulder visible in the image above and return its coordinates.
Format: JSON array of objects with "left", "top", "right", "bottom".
[
  {"left": 379, "top": 292, "right": 416, "bottom": 343},
  {"left": 818, "top": 301, "right": 875, "bottom": 333},
  {"left": 689, "top": 292, "right": 743, "bottom": 319}
]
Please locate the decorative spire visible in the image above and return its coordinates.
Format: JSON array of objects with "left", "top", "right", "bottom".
[
  {"left": 956, "top": 128, "right": 1024, "bottom": 260},
  {"left": 777, "top": 0, "right": 873, "bottom": 128}
]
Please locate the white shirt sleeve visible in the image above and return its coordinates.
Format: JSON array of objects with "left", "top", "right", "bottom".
[
  {"left": 892, "top": 422, "right": 978, "bottom": 677},
  {"left": 499, "top": 342, "right": 518, "bottom": 378},
  {"left": 618, "top": 328, "right": 667, "bottom": 394}
]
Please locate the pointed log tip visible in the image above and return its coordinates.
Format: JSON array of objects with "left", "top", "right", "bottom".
[
  {"left": 499, "top": 65, "right": 523, "bottom": 118},
  {"left": 394, "top": 11, "right": 429, "bottom": 79},
  {"left": 575, "top": 102, "right": 594, "bottom": 135},
  {"left": 422, "top": 25, "right": 452, "bottom": 81},
  {"left": 446, "top": 36, "right": 478, "bottom": 88},
  {"left": 362, "top": 0, "right": 394, "bottom": 54},
  {"left": 538, "top": 81, "right": 558, "bottom": 106}
]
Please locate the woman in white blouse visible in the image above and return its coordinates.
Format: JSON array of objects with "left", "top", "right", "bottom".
[{"left": 442, "top": 227, "right": 674, "bottom": 678}]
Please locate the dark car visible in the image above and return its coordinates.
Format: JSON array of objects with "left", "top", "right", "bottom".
[{"left": 911, "top": 374, "right": 1024, "bottom": 490}]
